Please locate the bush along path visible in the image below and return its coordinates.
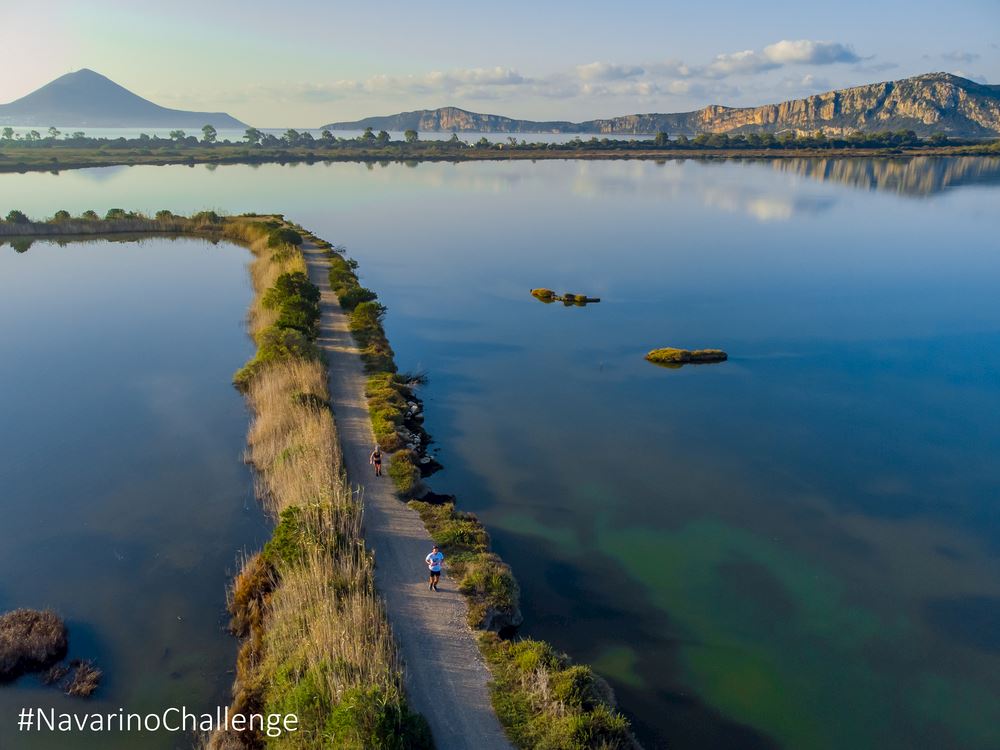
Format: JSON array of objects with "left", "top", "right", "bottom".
[{"left": 311, "top": 235, "right": 642, "bottom": 749}]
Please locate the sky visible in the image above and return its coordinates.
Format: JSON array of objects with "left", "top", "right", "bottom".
[{"left": 2, "top": 0, "right": 998, "bottom": 127}]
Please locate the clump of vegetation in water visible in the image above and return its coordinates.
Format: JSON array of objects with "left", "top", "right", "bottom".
[
  {"left": 645, "top": 347, "right": 728, "bottom": 367},
  {"left": 531, "top": 288, "right": 601, "bottom": 306},
  {"left": 480, "top": 634, "right": 635, "bottom": 750},
  {"left": 65, "top": 660, "right": 102, "bottom": 697},
  {"left": 0, "top": 609, "right": 68, "bottom": 681}
]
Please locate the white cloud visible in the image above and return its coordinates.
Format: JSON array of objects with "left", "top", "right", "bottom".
[
  {"left": 763, "top": 40, "right": 860, "bottom": 65},
  {"left": 705, "top": 40, "right": 861, "bottom": 78},
  {"left": 706, "top": 49, "right": 776, "bottom": 77}
]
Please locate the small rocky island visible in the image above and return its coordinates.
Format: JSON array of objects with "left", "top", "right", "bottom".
[
  {"left": 531, "top": 288, "right": 601, "bottom": 306},
  {"left": 645, "top": 347, "right": 728, "bottom": 366}
]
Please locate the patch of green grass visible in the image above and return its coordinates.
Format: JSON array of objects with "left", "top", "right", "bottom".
[
  {"left": 480, "top": 634, "right": 635, "bottom": 750},
  {"left": 387, "top": 451, "right": 420, "bottom": 496}
]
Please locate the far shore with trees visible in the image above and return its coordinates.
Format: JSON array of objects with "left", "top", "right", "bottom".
[{"left": 0, "top": 125, "right": 996, "bottom": 173}]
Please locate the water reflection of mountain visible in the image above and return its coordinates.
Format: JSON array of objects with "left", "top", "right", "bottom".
[{"left": 771, "top": 156, "right": 1000, "bottom": 197}]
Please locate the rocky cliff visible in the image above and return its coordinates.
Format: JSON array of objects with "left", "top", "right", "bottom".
[
  {"left": 675, "top": 73, "right": 1000, "bottom": 136},
  {"left": 322, "top": 73, "right": 1000, "bottom": 137}
]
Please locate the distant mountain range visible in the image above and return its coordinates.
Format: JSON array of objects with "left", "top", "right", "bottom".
[
  {"left": 322, "top": 73, "right": 1000, "bottom": 137},
  {"left": 0, "top": 69, "right": 246, "bottom": 129}
]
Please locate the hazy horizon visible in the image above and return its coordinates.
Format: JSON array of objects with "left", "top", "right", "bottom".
[{"left": 2, "top": 0, "right": 997, "bottom": 128}]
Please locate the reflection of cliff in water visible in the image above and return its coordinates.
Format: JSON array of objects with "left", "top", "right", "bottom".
[{"left": 771, "top": 156, "right": 1000, "bottom": 197}]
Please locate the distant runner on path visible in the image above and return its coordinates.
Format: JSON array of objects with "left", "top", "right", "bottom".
[
  {"left": 369, "top": 445, "right": 382, "bottom": 477},
  {"left": 425, "top": 545, "right": 444, "bottom": 591}
]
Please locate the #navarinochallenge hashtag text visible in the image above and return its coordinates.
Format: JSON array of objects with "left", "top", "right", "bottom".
[{"left": 16, "top": 706, "right": 299, "bottom": 737}]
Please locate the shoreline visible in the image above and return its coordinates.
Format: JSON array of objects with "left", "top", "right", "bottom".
[{"left": 1, "top": 143, "right": 997, "bottom": 174}]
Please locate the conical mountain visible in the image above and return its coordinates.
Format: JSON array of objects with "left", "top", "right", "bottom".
[{"left": 0, "top": 69, "right": 246, "bottom": 128}]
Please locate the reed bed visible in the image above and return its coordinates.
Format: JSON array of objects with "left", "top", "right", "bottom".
[{"left": 245, "top": 361, "right": 340, "bottom": 516}]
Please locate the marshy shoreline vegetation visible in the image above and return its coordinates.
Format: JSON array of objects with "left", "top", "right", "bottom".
[
  {"left": 2, "top": 209, "right": 640, "bottom": 749},
  {"left": 0, "top": 126, "right": 997, "bottom": 174}
]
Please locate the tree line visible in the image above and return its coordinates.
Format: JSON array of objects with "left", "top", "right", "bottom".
[{"left": 0, "top": 124, "right": 992, "bottom": 153}]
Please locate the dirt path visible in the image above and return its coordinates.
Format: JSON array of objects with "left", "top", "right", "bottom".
[{"left": 301, "top": 243, "right": 512, "bottom": 750}]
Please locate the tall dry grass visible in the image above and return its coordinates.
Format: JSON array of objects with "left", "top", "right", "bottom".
[{"left": 245, "top": 360, "right": 340, "bottom": 516}]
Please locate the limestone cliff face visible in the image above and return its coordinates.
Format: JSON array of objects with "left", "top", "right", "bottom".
[
  {"left": 680, "top": 74, "right": 1000, "bottom": 136},
  {"left": 321, "top": 73, "right": 1000, "bottom": 137}
]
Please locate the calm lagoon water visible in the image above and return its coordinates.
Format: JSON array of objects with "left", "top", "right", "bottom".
[
  {"left": 1, "top": 157, "right": 999, "bottom": 749},
  {"left": 0, "top": 237, "right": 268, "bottom": 748}
]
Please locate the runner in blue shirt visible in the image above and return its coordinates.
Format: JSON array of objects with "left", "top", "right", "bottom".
[{"left": 425, "top": 545, "right": 444, "bottom": 591}]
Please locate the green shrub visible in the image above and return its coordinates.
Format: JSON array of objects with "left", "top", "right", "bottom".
[
  {"left": 261, "top": 507, "right": 309, "bottom": 567},
  {"left": 51, "top": 210, "right": 71, "bottom": 223},
  {"left": 410, "top": 502, "right": 489, "bottom": 554},
  {"left": 480, "top": 635, "right": 636, "bottom": 750},
  {"left": 328, "top": 255, "right": 359, "bottom": 290},
  {"left": 267, "top": 227, "right": 302, "bottom": 248},
  {"left": 263, "top": 271, "right": 320, "bottom": 308},
  {"left": 459, "top": 554, "right": 520, "bottom": 628},
  {"left": 191, "top": 210, "right": 222, "bottom": 224},
  {"left": 387, "top": 451, "right": 420, "bottom": 496},
  {"left": 339, "top": 286, "right": 378, "bottom": 311},
  {"left": 350, "top": 300, "right": 386, "bottom": 334},
  {"left": 324, "top": 686, "right": 434, "bottom": 750},
  {"left": 275, "top": 294, "right": 320, "bottom": 335},
  {"left": 233, "top": 326, "right": 320, "bottom": 389},
  {"left": 4, "top": 210, "right": 29, "bottom": 224}
]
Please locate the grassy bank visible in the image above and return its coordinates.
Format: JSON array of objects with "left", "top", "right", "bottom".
[
  {"left": 1, "top": 135, "right": 997, "bottom": 174},
  {"left": 1, "top": 211, "right": 431, "bottom": 749},
  {"left": 328, "top": 241, "right": 640, "bottom": 749}
]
